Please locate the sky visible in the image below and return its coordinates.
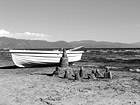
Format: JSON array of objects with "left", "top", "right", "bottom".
[{"left": 0, "top": 0, "right": 140, "bottom": 43}]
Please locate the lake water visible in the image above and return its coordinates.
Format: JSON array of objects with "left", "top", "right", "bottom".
[{"left": 0, "top": 48, "right": 140, "bottom": 71}]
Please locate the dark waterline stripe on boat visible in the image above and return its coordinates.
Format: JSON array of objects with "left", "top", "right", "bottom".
[
  {"left": 14, "top": 54, "right": 61, "bottom": 58},
  {"left": 10, "top": 52, "right": 83, "bottom": 54},
  {"left": 12, "top": 54, "right": 77, "bottom": 58}
]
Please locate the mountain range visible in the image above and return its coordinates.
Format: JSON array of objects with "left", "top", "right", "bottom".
[{"left": 0, "top": 37, "right": 140, "bottom": 49}]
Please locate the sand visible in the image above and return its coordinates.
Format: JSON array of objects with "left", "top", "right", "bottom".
[{"left": 0, "top": 63, "right": 140, "bottom": 105}]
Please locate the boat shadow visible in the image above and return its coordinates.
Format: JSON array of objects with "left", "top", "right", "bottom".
[
  {"left": 31, "top": 72, "right": 54, "bottom": 76},
  {"left": 0, "top": 65, "right": 56, "bottom": 76},
  {"left": 0, "top": 65, "right": 19, "bottom": 69},
  {"left": 0, "top": 64, "right": 59, "bottom": 69}
]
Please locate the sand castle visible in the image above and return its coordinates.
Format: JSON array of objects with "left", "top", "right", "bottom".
[{"left": 52, "top": 48, "right": 113, "bottom": 81}]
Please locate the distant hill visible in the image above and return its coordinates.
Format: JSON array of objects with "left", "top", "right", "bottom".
[
  {"left": 0, "top": 37, "right": 72, "bottom": 49},
  {"left": 0, "top": 37, "right": 139, "bottom": 49},
  {"left": 69, "top": 40, "right": 140, "bottom": 48},
  {"left": 132, "top": 42, "right": 140, "bottom": 46}
]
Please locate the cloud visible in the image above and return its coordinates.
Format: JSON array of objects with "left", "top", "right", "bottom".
[
  {"left": 15, "top": 32, "right": 49, "bottom": 40},
  {"left": 0, "top": 29, "right": 10, "bottom": 36},
  {"left": 23, "top": 32, "right": 45, "bottom": 37},
  {"left": 0, "top": 29, "right": 52, "bottom": 41}
]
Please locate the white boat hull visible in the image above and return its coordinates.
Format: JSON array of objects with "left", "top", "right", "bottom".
[{"left": 10, "top": 50, "right": 83, "bottom": 67}]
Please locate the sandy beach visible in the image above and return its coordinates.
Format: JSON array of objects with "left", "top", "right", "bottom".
[
  {"left": 0, "top": 60, "right": 140, "bottom": 105},
  {"left": 0, "top": 0, "right": 140, "bottom": 104},
  {"left": 1, "top": 0, "right": 140, "bottom": 104}
]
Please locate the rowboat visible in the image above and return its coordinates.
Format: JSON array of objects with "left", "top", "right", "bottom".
[{"left": 9, "top": 47, "right": 84, "bottom": 67}]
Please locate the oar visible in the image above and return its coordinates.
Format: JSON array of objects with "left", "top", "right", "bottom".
[{"left": 69, "top": 46, "right": 84, "bottom": 51}]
